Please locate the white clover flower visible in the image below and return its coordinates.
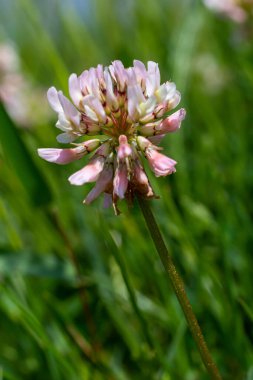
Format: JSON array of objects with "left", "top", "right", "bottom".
[{"left": 38, "top": 60, "right": 185, "bottom": 213}]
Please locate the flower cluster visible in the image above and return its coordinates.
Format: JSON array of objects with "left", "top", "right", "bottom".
[{"left": 38, "top": 60, "right": 185, "bottom": 213}]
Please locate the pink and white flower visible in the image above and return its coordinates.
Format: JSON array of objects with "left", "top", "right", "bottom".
[{"left": 38, "top": 60, "right": 185, "bottom": 213}]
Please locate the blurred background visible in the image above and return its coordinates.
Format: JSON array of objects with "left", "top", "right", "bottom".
[{"left": 0, "top": 0, "right": 253, "bottom": 379}]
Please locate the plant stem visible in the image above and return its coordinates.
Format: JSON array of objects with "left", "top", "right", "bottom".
[{"left": 137, "top": 196, "right": 222, "bottom": 380}]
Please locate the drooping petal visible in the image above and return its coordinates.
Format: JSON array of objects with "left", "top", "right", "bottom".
[
  {"left": 146, "top": 149, "right": 177, "bottom": 177},
  {"left": 103, "top": 193, "right": 113, "bottom": 208},
  {"left": 117, "top": 135, "right": 132, "bottom": 160},
  {"left": 38, "top": 139, "right": 100, "bottom": 165},
  {"left": 132, "top": 159, "right": 154, "bottom": 197},
  {"left": 84, "top": 164, "right": 113, "bottom": 204},
  {"left": 37, "top": 146, "right": 86, "bottom": 164},
  {"left": 68, "top": 156, "right": 105, "bottom": 185},
  {"left": 113, "top": 164, "right": 128, "bottom": 199}
]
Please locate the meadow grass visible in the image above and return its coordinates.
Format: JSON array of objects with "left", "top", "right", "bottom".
[{"left": 0, "top": 1, "right": 253, "bottom": 379}]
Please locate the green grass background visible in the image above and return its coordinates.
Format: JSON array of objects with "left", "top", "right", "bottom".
[{"left": 0, "top": 0, "right": 253, "bottom": 379}]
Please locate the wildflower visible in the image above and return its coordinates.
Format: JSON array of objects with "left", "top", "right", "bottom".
[
  {"left": 203, "top": 0, "right": 253, "bottom": 23},
  {"left": 38, "top": 60, "right": 185, "bottom": 213}
]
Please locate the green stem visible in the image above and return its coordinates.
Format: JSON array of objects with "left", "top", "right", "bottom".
[{"left": 137, "top": 196, "right": 222, "bottom": 380}]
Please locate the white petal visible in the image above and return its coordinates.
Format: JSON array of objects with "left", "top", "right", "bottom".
[
  {"left": 146, "top": 61, "right": 160, "bottom": 96},
  {"left": 69, "top": 73, "right": 83, "bottom": 107},
  {"left": 113, "top": 165, "right": 128, "bottom": 199},
  {"left": 47, "top": 87, "right": 62, "bottom": 113},
  {"left": 58, "top": 91, "right": 79, "bottom": 119},
  {"left": 168, "top": 91, "right": 181, "bottom": 110},
  {"left": 127, "top": 84, "right": 145, "bottom": 120},
  {"left": 109, "top": 60, "right": 127, "bottom": 91},
  {"left": 133, "top": 60, "right": 147, "bottom": 84},
  {"left": 104, "top": 69, "right": 118, "bottom": 109},
  {"left": 139, "top": 96, "right": 157, "bottom": 116},
  {"left": 83, "top": 95, "right": 106, "bottom": 122},
  {"left": 84, "top": 105, "right": 99, "bottom": 122},
  {"left": 56, "top": 112, "right": 72, "bottom": 131}
]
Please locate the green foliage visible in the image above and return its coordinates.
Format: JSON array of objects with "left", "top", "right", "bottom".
[{"left": 0, "top": 0, "right": 253, "bottom": 379}]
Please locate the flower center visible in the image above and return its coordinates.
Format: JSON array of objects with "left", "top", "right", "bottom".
[{"left": 101, "top": 108, "right": 137, "bottom": 141}]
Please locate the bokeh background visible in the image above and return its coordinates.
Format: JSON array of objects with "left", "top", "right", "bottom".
[{"left": 0, "top": 1, "right": 253, "bottom": 379}]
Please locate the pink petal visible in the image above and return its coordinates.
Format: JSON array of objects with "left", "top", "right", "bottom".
[
  {"left": 113, "top": 164, "right": 128, "bottom": 199},
  {"left": 68, "top": 156, "right": 105, "bottom": 185},
  {"left": 132, "top": 160, "right": 154, "bottom": 197},
  {"left": 84, "top": 164, "right": 113, "bottom": 204},
  {"left": 117, "top": 135, "right": 132, "bottom": 160},
  {"left": 38, "top": 147, "right": 86, "bottom": 164},
  {"left": 159, "top": 108, "right": 186, "bottom": 134},
  {"left": 148, "top": 135, "right": 165, "bottom": 145},
  {"left": 146, "top": 149, "right": 177, "bottom": 177}
]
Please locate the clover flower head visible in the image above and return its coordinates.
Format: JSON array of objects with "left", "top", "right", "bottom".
[{"left": 38, "top": 60, "right": 185, "bottom": 214}]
